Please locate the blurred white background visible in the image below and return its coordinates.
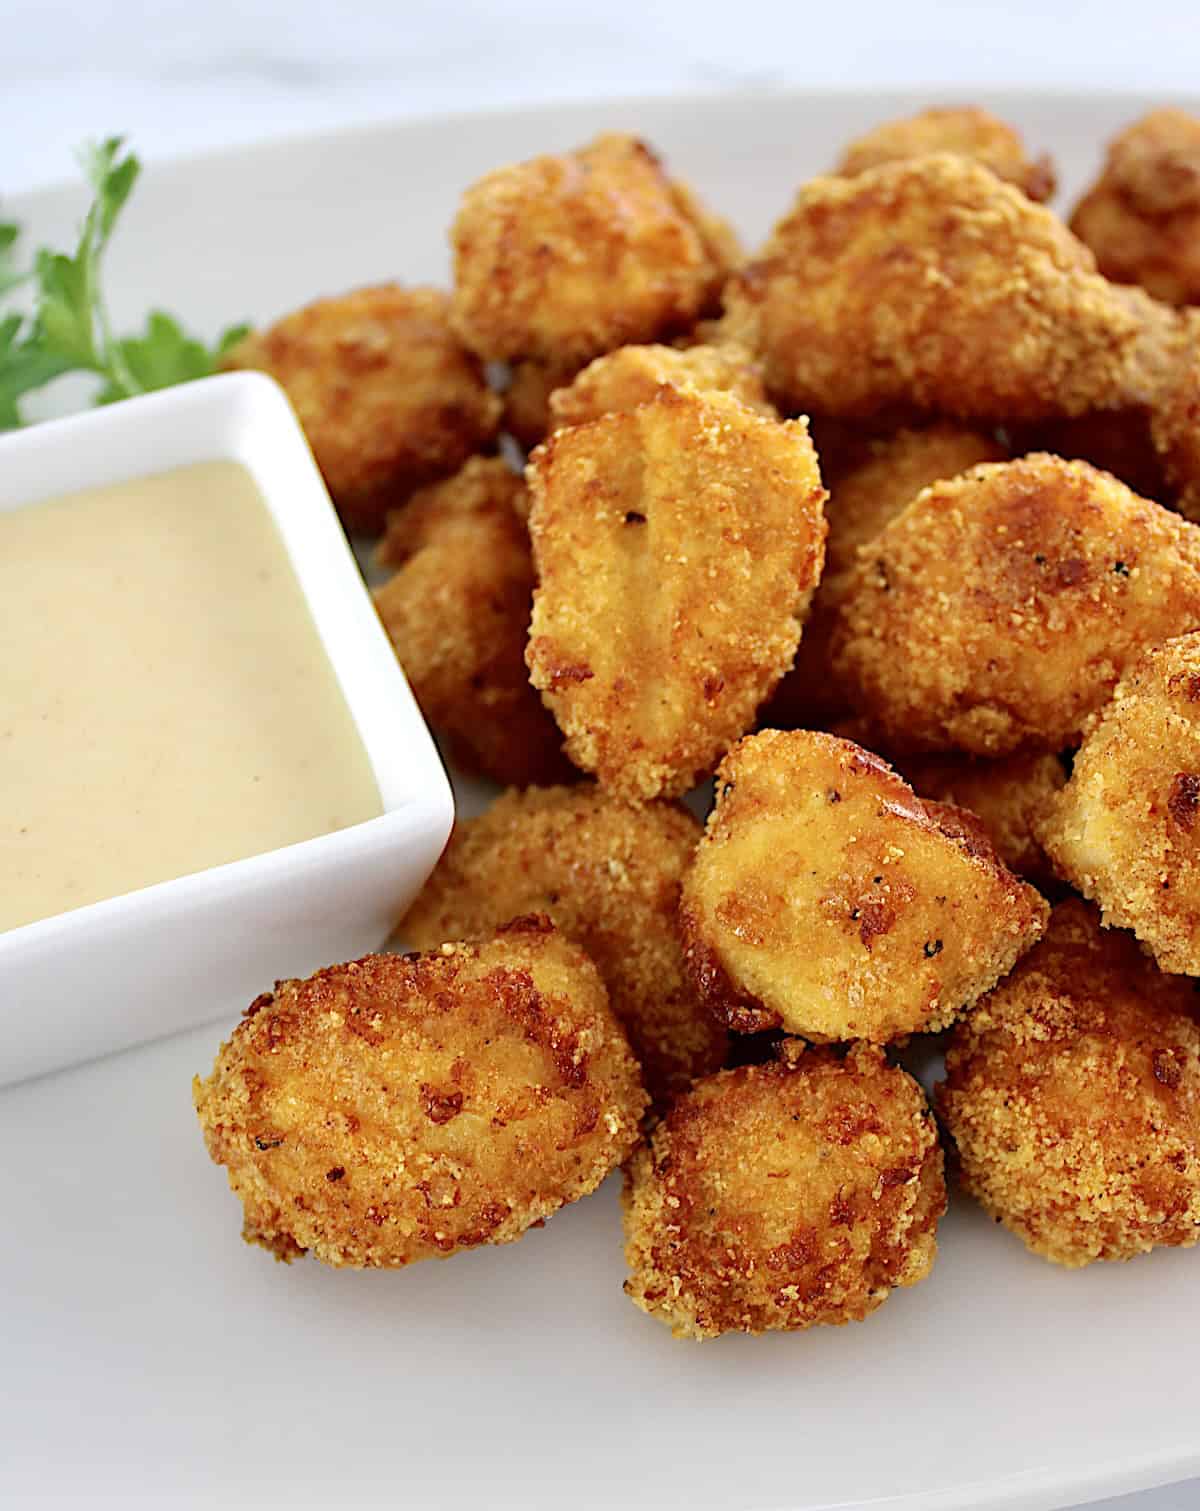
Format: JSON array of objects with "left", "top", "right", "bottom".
[{"left": 2, "top": 3, "right": 1198, "bottom": 1508}]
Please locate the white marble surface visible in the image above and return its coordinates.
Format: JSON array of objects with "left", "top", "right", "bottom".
[{"left": 2, "top": 4, "right": 1198, "bottom": 1508}]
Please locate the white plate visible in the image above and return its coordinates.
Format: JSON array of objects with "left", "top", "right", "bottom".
[{"left": 3, "top": 89, "right": 1199, "bottom": 1511}]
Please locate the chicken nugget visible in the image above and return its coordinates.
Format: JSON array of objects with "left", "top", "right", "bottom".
[
  {"left": 373, "top": 459, "right": 571, "bottom": 788},
  {"left": 900, "top": 750, "right": 1065, "bottom": 885},
  {"left": 766, "top": 425, "right": 1006, "bottom": 729},
  {"left": 193, "top": 917, "right": 647, "bottom": 1267},
  {"left": 450, "top": 133, "right": 738, "bottom": 366},
  {"left": 680, "top": 730, "right": 1048, "bottom": 1041},
  {"left": 833, "top": 454, "right": 1200, "bottom": 756},
  {"left": 501, "top": 358, "right": 582, "bottom": 452},
  {"left": 526, "top": 389, "right": 826, "bottom": 801},
  {"left": 723, "top": 154, "right": 1181, "bottom": 423},
  {"left": 1070, "top": 109, "right": 1200, "bottom": 307},
  {"left": 1039, "top": 632, "right": 1200, "bottom": 975},
  {"left": 622, "top": 1042, "right": 945, "bottom": 1339},
  {"left": 836, "top": 105, "right": 1055, "bottom": 201},
  {"left": 223, "top": 285, "right": 500, "bottom": 534},
  {"left": 401, "top": 785, "right": 725, "bottom": 1104},
  {"left": 548, "top": 342, "right": 775, "bottom": 429},
  {"left": 937, "top": 899, "right": 1200, "bottom": 1267}
]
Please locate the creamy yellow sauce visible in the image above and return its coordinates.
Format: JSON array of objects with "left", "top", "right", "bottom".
[{"left": 1, "top": 459, "right": 382, "bottom": 933}]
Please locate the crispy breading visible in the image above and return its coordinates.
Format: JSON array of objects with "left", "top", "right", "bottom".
[
  {"left": 450, "top": 133, "right": 738, "bottom": 365},
  {"left": 1152, "top": 327, "right": 1200, "bottom": 520},
  {"left": 193, "top": 918, "right": 647, "bottom": 1267},
  {"left": 526, "top": 389, "right": 827, "bottom": 801},
  {"left": 622, "top": 1043, "right": 945, "bottom": 1340},
  {"left": 722, "top": 154, "right": 1183, "bottom": 423},
  {"left": 501, "top": 358, "right": 581, "bottom": 451},
  {"left": 900, "top": 750, "right": 1066, "bottom": 884},
  {"left": 548, "top": 342, "right": 775, "bottom": 429},
  {"left": 937, "top": 899, "right": 1200, "bottom": 1267},
  {"left": 222, "top": 285, "right": 500, "bottom": 533},
  {"left": 1070, "top": 109, "right": 1200, "bottom": 307},
  {"left": 372, "top": 459, "right": 571, "bottom": 788},
  {"left": 836, "top": 105, "right": 1056, "bottom": 200},
  {"left": 767, "top": 425, "right": 1005, "bottom": 729},
  {"left": 1039, "top": 633, "right": 1200, "bottom": 975},
  {"left": 401, "top": 785, "right": 725, "bottom": 1104},
  {"left": 833, "top": 454, "right": 1200, "bottom": 755},
  {"left": 679, "top": 730, "right": 1048, "bottom": 1041}
]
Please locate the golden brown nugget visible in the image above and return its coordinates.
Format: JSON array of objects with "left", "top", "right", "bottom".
[
  {"left": 1040, "top": 633, "right": 1200, "bottom": 975},
  {"left": 1070, "top": 110, "right": 1200, "bottom": 307},
  {"left": 548, "top": 342, "right": 775, "bottom": 429},
  {"left": 193, "top": 918, "right": 647, "bottom": 1267},
  {"left": 836, "top": 105, "right": 1055, "bottom": 200},
  {"left": 373, "top": 460, "right": 571, "bottom": 788},
  {"left": 501, "top": 358, "right": 581, "bottom": 452},
  {"left": 1152, "top": 332, "right": 1200, "bottom": 521},
  {"left": 450, "top": 133, "right": 738, "bottom": 366},
  {"left": 901, "top": 750, "right": 1065, "bottom": 885},
  {"left": 526, "top": 389, "right": 827, "bottom": 801},
  {"left": 223, "top": 285, "right": 500, "bottom": 533},
  {"left": 402, "top": 786, "right": 725, "bottom": 1104},
  {"left": 833, "top": 454, "right": 1200, "bottom": 756},
  {"left": 723, "top": 154, "right": 1180, "bottom": 423},
  {"left": 622, "top": 1043, "right": 945, "bottom": 1340},
  {"left": 680, "top": 731, "right": 1048, "bottom": 1042},
  {"left": 937, "top": 900, "right": 1200, "bottom": 1267},
  {"left": 765, "top": 424, "right": 1005, "bottom": 730}
]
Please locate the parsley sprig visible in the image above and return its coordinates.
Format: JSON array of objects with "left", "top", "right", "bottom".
[{"left": 0, "top": 138, "right": 248, "bottom": 429}]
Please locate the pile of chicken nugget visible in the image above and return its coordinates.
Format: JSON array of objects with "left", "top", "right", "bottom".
[{"left": 195, "top": 105, "right": 1200, "bottom": 1342}]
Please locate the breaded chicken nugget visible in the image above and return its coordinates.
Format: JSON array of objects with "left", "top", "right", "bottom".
[
  {"left": 450, "top": 133, "right": 738, "bottom": 366},
  {"left": 622, "top": 1042, "right": 945, "bottom": 1339},
  {"left": 401, "top": 786, "right": 725, "bottom": 1104},
  {"left": 836, "top": 105, "right": 1056, "bottom": 201},
  {"left": 833, "top": 454, "right": 1200, "bottom": 756},
  {"left": 1039, "top": 633, "right": 1200, "bottom": 975},
  {"left": 767, "top": 425, "right": 1006, "bottom": 729},
  {"left": 900, "top": 750, "right": 1066, "bottom": 885},
  {"left": 526, "top": 389, "right": 827, "bottom": 801},
  {"left": 680, "top": 731, "right": 1048, "bottom": 1041},
  {"left": 548, "top": 342, "right": 775, "bottom": 429},
  {"left": 223, "top": 285, "right": 500, "bottom": 534},
  {"left": 937, "top": 899, "right": 1200, "bottom": 1267},
  {"left": 1152, "top": 329, "right": 1200, "bottom": 521},
  {"left": 373, "top": 459, "right": 571, "bottom": 788},
  {"left": 502, "top": 358, "right": 581, "bottom": 452},
  {"left": 1070, "top": 110, "right": 1200, "bottom": 307},
  {"left": 193, "top": 918, "right": 647, "bottom": 1267},
  {"left": 723, "top": 154, "right": 1181, "bottom": 423}
]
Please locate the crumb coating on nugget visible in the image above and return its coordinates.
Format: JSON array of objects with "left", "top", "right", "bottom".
[
  {"left": 680, "top": 730, "right": 1047, "bottom": 1042},
  {"left": 767, "top": 424, "right": 1005, "bottom": 729},
  {"left": 372, "top": 458, "right": 571, "bottom": 788},
  {"left": 193, "top": 919, "right": 647, "bottom": 1267},
  {"left": 526, "top": 388, "right": 827, "bottom": 801},
  {"left": 1070, "top": 109, "right": 1200, "bottom": 307},
  {"left": 450, "top": 133, "right": 738, "bottom": 366},
  {"left": 723, "top": 154, "right": 1177, "bottom": 423},
  {"left": 836, "top": 105, "right": 1056, "bottom": 201},
  {"left": 548, "top": 342, "right": 775, "bottom": 429},
  {"left": 1153, "top": 330, "right": 1200, "bottom": 521},
  {"left": 401, "top": 785, "right": 725, "bottom": 1104},
  {"left": 623, "top": 1044, "right": 945, "bottom": 1339},
  {"left": 1039, "top": 633, "right": 1200, "bottom": 975},
  {"left": 223, "top": 285, "right": 500, "bottom": 533},
  {"left": 833, "top": 454, "right": 1200, "bottom": 756},
  {"left": 937, "top": 900, "right": 1200, "bottom": 1267}
]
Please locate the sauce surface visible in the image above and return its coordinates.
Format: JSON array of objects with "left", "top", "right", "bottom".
[{"left": 1, "top": 459, "right": 382, "bottom": 933}]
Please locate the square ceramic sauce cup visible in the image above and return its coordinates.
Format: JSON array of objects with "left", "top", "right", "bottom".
[{"left": 0, "top": 372, "right": 454, "bottom": 1087}]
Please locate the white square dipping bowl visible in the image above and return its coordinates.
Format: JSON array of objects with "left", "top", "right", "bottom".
[{"left": 0, "top": 372, "right": 454, "bottom": 1087}]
